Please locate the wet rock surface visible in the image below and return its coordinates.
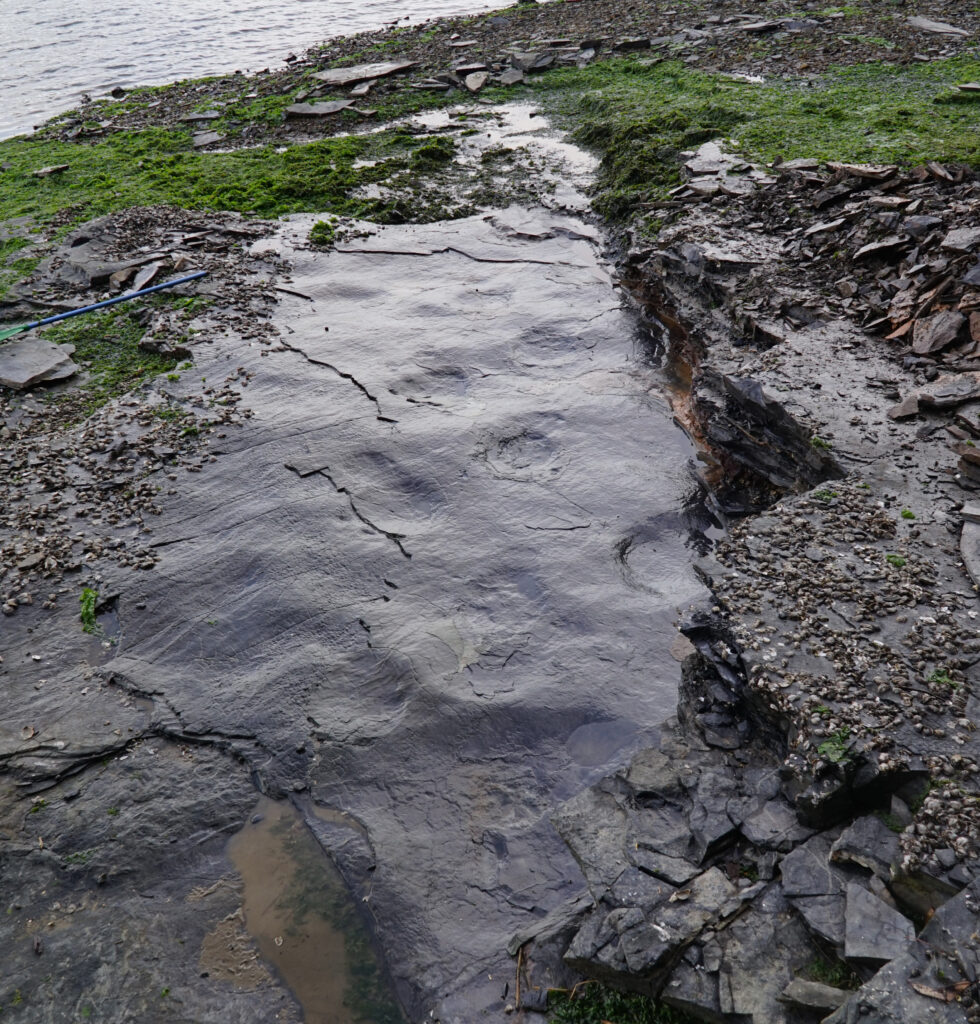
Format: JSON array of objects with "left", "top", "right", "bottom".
[
  {"left": 5, "top": 2, "right": 980, "bottom": 1020},
  {"left": 0, "top": 741, "right": 301, "bottom": 1023},
  {"left": 1, "top": 200, "right": 712, "bottom": 1020}
]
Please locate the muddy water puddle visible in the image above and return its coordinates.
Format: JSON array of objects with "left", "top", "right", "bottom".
[{"left": 228, "top": 797, "right": 403, "bottom": 1024}]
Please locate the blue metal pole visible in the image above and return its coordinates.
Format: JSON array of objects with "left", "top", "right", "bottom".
[{"left": 25, "top": 270, "right": 209, "bottom": 332}]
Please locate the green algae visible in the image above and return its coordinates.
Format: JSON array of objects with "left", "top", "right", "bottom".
[
  {"left": 37, "top": 303, "right": 184, "bottom": 421},
  {"left": 0, "top": 130, "right": 392, "bottom": 228},
  {"left": 531, "top": 55, "right": 980, "bottom": 219},
  {"left": 0, "top": 239, "right": 41, "bottom": 302}
]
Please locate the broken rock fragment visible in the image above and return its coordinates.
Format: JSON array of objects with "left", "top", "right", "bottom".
[
  {"left": 284, "top": 100, "right": 355, "bottom": 118},
  {"left": 312, "top": 60, "right": 419, "bottom": 86},
  {"left": 918, "top": 371, "right": 980, "bottom": 408},
  {"left": 0, "top": 339, "right": 78, "bottom": 389},
  {"left": 854, "top": 236, "right": 910, "bottom": 263},
  {"left": 830, "top": 815, "right": 900, "bottom": 879},
  {"left": 843, "top": 883, "right": 915, "bottom": 964},
  {"left": 912, "top": 310, "right": 965, "bottom": 354},
  {"left": 942, "top": 226, "right": 980, "bottom": 252},
  {"left": 509, "top": 51, "right": 556, "bottom": 72},
  {"left": 907, "top": 15, "right": 971, "bottom": 36},
  {"left": 779, "top": 978, "right": 849, "bottom": 1013}
]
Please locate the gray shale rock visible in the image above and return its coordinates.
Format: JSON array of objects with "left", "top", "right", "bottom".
[
  {"left": 693, "top": 369, "right": 844, "bottom": 492},
  {"left": 0, "top": 338, "right": 78, "bottom": 389},
  {"left": 779, "top": 977, "right": 849, "bottom": 1012},
  {"left": 907, "top": 15, "right": 971, "bottom": 37},
  {"left": 843, "top": 882, "right": 915, "bottom": 964},
  {"left": 962, "top": 521, "right": 980, "bottom": 587},
  {"left": 284, "top": 99, "right": 355, "bottom": 117},
  {"left": 739, "top": 799, "right": 815, "bottom": 852},
  {"left": 830, "top": 815, "right": 901, "bottom": 879},
  {"left": 311, "top": 60, "right": 419, "bottom": 86},
  {"left": 826, "top": 879, "right": 980, "bottom": 1023},
  {"left": 510, "top": 51, "right": 555, "bottom": 72}
]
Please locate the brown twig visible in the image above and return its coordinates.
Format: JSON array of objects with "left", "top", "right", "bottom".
[{"left": 515, "top": 945, "right": 523, "bottom": 1010}]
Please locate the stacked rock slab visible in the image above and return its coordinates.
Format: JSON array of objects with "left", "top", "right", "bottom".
[
  {"left": 536, "top": 721, "right": 979, "bottom": 1023},
  {"left": 518, "top": 150, "right": 980, "bottom": 1024}
]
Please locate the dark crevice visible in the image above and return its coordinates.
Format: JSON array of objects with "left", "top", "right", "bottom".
[
  {"left": 281, "top": 463, "right": 412, "bottom": 559},
  {"left": 523, "top": 523, "right": 592, "bottom": 532},
  {"left": 278, "top": 336, "right": 392, "bottom": 422},
  {"left": 104, "top": 672, "right": 275, "bottom": 762},
  {"left": 335, "top": 244, "right": 588, "bottom": 269}
]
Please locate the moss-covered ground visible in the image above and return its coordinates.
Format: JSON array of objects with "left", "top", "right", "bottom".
[
  {"left": 548, "top": 984, "right": 698, "bottom": 1024},
  {"left": 530, "top": 55, "right": 980, "bottom": 219},
  {"left": 25, "top": 297, "right": 211, "bottom": 424},
  {"left": 2, "top": 52, "right": 977, "bottom": 254},
  {"left": 0, "top": 128, "right": 449, "bottom": 233}
]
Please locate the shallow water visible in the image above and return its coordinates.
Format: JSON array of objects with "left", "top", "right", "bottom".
[
  {"left": 228, "top": 797, "right": 404, "bottom": 1024},
  {"left": 0, "top": 0, "right": 497, "bottom": 140}
]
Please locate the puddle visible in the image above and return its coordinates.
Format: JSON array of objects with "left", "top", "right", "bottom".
[{"left": 227, "top": 797, "right": 404, "bottom": 1024}]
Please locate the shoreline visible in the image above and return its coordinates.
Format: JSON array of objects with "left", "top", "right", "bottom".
[
  {"left": 2, "top": 1, "right": 980, "bottom": 1022},
  {"left": 0, "top": 0, "right": 505, "bottom": 142}
]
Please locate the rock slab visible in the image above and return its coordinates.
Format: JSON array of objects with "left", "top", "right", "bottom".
[
  {"left": 284, "top": 100, "right": 355, "bottom": 118},
  {"left": 843, "top": 882, "right": 915, "bottom": 963},
  {"left": 312, "top": 60, "right": 419, "bottom": 86},
  {"left": 0, "top": 338, "right": 78, "bottom": 389}
]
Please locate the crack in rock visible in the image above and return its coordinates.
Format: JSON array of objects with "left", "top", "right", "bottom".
[
  {"left": 524, "top": 522, "right": 592, "bottom": 532},
  {"left": 105, "top": 672, "right": 272, "bottom": 761},
  {"left": 335, "top": 244, "right": 591, "bottom": 269},
  {"left": 278, "top": 337, "right": 394, "bottom": 421},
  {"left": 282, "top": 464, "right": 412, "bottom": 559}
]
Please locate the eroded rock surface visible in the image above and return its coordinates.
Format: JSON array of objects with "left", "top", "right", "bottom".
[
  {"left": 540, "top": 149, "right": 980, "bottom": 1024},
  {"left": 1, "top": 205, "right": 711, "bottom": 1021}
]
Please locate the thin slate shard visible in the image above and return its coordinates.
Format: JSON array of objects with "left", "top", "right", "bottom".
[{"left": 311, "top": 60, "right": 420, "bottom": 86}]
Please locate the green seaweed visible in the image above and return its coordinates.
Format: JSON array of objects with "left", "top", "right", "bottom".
[
  {"left": 532, "top": 56, "right": 980, "bottom": 220},
  {"left": 79, "top": 587, "right": 99, "bottom": 634},
  {"left": 39, "top": 305, "right": 180, "bottom": 420},
  {"left": 817, "top": 727, "right": 852, "bottom": 764}
]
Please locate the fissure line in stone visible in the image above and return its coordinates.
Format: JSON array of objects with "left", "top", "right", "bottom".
[
  {"left": 336, "top": 244, "right": 590, "bottom": 269},
  {"left": 278, "top": 337, "right": 392, "bottom": 421},
  {"left": 310, "top": 466, "right": 412, "bottom": 560}
]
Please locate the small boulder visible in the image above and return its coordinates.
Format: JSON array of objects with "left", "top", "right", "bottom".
[
  {"left": 912, "top": 310, "right": 965, "bottom": 355},
  {"left": 830, "top": 815, "right": 900, "bottom": 879}
]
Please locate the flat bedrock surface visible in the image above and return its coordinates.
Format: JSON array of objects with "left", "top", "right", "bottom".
[{"left": 1, "top": 206, "right": 709, "bottom": 1021}]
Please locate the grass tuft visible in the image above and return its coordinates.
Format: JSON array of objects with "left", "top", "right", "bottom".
[{"left": 548, "top": 983, "right": 698, "bottom": 1024}]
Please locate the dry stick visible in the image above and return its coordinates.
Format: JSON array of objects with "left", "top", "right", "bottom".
[
  {"left": 515, "top": 945, "right": 523, "bottom": 1010},
  {"left": 568, "top": 979, "right": 598, "bottom": 1000}
]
